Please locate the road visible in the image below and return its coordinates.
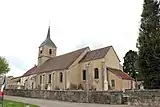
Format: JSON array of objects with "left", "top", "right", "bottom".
[{"left": 4, "top": 95, "right": 135, "bottom": 107}]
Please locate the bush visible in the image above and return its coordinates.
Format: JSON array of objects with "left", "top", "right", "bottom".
[
  {"left": 70, "top": 84, "right": 77, "bottom": 90},
  {"left": 55, "top": 86, "right": 60, "bottom": 90},
  {"left": 36, "top": 85, "right": 41, "bottom": 90},
  {"left": 45, "top": 84, "right": 48, "bottom": 90},
  {"left": 78, "top": 84, "right": 83, "bottom": 90},
  {"left": 90, "top": 85, "right": 95, "bottom": 90}
]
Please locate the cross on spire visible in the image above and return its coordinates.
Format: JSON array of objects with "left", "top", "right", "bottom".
[{"left": 48, "top": 20, "right": 50, "bottom": 27}]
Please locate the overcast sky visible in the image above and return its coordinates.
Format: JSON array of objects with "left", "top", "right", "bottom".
[{"left": 0, "top": 0, "right": 143, "bottom": 77}]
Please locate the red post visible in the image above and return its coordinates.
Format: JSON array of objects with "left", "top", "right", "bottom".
[{"left": 0, "top": 92, "right": 4, "bottom": 100}]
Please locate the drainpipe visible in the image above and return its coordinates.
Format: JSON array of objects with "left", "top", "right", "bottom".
[
  {"left": 101, "top": 60, "right": 104, "bottom": 90},
  {"left": 65, "top": 70, "right": 68, "bottom": 90},
  {"left": 85, "top": 63, "right": 90, "bottom": 103},
  {"left": 102, "top": 59, "right": 108, "bottom": 91}
]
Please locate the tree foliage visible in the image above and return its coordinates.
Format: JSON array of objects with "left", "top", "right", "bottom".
[
  {"left": 0, "top": 56, "right": 10, "bottom": 75},
  {"left": 123, "top": 50, "right": 138, "bottom": 79},
  {"left": 136, "top": 0, "right": 160, "bottom": 89}
]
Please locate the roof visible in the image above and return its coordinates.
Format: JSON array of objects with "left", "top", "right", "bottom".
[
  {"left": 40, "top": 26, "right": 57, "bottom": 48},
  {"left": 80, "top": 46, "right": 112, "bottom": 62},
  {"left": 35, "top": 47, "right": 89, "bottom": 73},
  {"left": 22, "top": 65, "right": 37, "bottom": 77},
  {"left": 11, "top": 76, "right": 21, "bottom": 80},
  {"left": 108, "top": 67, "right": 135, "bottom": 80}
]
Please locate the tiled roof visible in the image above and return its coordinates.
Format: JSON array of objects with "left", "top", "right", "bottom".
[
  {"left": 35, "top": 47, "right": 89, "bottom": 73},
  {"left": 108, "top": 67, "right": 135, "bottom": 80},
  {"left": 22, "top": 65, "right": 37, "bottom": 77},
  {"left": 80, "top": 46, "right": 112, "bottom": 62}
]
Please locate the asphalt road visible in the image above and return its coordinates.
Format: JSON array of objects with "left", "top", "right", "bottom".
[{"left": 4, "top": 95, "right": 136, "bottom": 107}]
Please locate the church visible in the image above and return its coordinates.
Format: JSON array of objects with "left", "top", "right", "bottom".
[{"left": 13, "top": 26, "right": 135, "bottom": 91}]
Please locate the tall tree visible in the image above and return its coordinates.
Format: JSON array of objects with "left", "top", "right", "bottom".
[
  {"left": 0, "top": 56, "right": 10, "bottom": 75},
  {"left": 123, "top": 50, "right": 138, "bottom": 79},
  {"left": 136, "top": 0, "right": 160, "bottom": 89}
]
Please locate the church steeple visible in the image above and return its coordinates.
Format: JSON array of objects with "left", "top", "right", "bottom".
[
  {"left": 47, "top": 26, "right": 51, "bottom": 39},
  {"left": 39, "top": 26, "right": 57, "bottom": 48},
  {"left": 38, "top": 26, "right": 57, "bottom": 66}
]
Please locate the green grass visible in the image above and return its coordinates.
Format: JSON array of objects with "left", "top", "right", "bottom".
[{"left": 0, "top": 100, "right": 39, "bottom": 107}]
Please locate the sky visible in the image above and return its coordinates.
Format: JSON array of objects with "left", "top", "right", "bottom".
[{"left": 0, "top": 0, "right": 144, "bottom": 77}]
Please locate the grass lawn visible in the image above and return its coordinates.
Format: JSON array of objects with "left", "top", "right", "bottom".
[{"left": 0, "top": 100, "right": 39, "bottom": 107}]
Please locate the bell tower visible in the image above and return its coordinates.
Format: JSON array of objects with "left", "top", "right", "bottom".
[{"left": 38, "top": 26, "right": 57, "bottom": 66}]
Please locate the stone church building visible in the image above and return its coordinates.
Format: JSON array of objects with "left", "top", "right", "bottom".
[{"left": 17, "top": 26, "right": 135, "bottom": 91}]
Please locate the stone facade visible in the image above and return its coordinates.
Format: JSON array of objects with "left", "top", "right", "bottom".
[
  {"left": 5, "top": 89, "right": 123, "bottom": 104},
  {"left": 20, "top": 46, "right": 135, "bottom": 91},
  {"left": 17, "top": 26, "right": 135, "bottom": 91}
]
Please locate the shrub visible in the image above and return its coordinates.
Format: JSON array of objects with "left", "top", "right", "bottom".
[
  {"left": 70, "top": 84, "right": 77, "bottom": 90},
  {"left": 78, "top": 84, "right": 83, "bottom": 90},
  {"left": 55, "top": 86, "right": 60, "bottom": 90}
]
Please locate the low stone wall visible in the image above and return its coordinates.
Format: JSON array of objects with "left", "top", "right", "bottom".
[
  {"left": 5, "top": 89, "right": 123, "bottom": 104},
  {"left": 125, "top": 89, "right": 160, "bottom": 107},
  {"left": 5, "top": 89, "right": 160, "bottom": 106}
]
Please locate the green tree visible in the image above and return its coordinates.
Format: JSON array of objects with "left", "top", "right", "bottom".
[
  {"left": 136, "top": 0, "right": 160, "bottom": 89},
  {"left": 123, "top": 50, "right": 138, "bottom": 79},
  {"left": 0, "top": 56, "right": 10, "bottom": 75}
]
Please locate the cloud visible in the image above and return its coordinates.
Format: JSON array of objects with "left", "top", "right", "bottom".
[
  {"left": 90, "top": 41, "right": 104, "bottom": 50},
  {"left": 6, "top": 56, "right": 27, "bottom": 70},
  {"left": 74, "top": 40, "right": 89, "bottom": 49},
  {"left": 6, "top": 64, "right": 24, "bottom": 77},
  {"left": 4, "top": 56, "right": 34, "bottom": 77},
  {"left": 0, "top": 0, "right": 144, "bottom": 76},
  {"left": 74, "top": 39, "right": 105, "bottom": 50}
]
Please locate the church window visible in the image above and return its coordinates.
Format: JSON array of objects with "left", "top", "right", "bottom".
[
  {"left": 48, "top": 74, "right": 51, "bottom": 83},
  {"left": 40, "top": 47, "right": 43, "bottom": 54},
  {"left": 111, "top": 79, "right": 115, "bottom": 88},
  {"left": 52, "top": 73, "right": 55, "bottom": 84},
  {"left": 83, "top": 70, "right": 86, "bottom": 80},
  {"left": 94, "top": 68, "right": 99, "bottom": 79},
  {"left": 49, "top": 49, "right": 52, "bottom": 55},
  {"left": 43, "top": 74, "right": 45, "bottom": 84},
  {"left": 40, "top": 75, "right": 42, "bottom": 84},
  {"left": 60, "top": 72, "right": 63, "bottom": 82}
]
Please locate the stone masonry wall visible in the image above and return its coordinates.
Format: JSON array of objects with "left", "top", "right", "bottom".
[
  {"left": 125, "top": 89, "right": 160, "bottom": 107},
  {"left": 5, "top": 89, "right": 160, "bottom": 106},
  {"left": 5, "top": 89, "right": 123, "bottom": 104}
]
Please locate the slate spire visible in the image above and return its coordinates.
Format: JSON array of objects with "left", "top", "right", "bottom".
[
  {"left": 47, "top": 26, "right": 50, "bottom": 39},
  {"left": 39, "top": 26, "right": 57, "bottom": 48}
]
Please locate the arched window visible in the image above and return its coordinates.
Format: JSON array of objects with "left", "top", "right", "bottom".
[
  {"left": 40, "top": 50, "right": 43, "bottom": 54},
  {"left": 43, "top": 74, "right": 45, "bottom": 84},
  {"left": 40, "top": 75, "right": 42, "bottom": 84},
  {"left": 49, "top": 49, "right": 52, "bottom": 55},
  {"left": 40, "top": 47, "right": 43, "bottom": 54},
  {"left": 60, "top": 72, "right": 63, "bottom": 82},
  {"left": 52, "top": 73, "right": 55, "bottom": 83},
  {"left": 94, "top": 68, "right": 99, "bottom": 79},
  {"left": 111, "top": 79, "right": 115, "bottom": 88},
  {"left": 83, "top": 70, "right": 86, "bottom": 80},
  {"left": 48, "top": 74, "right": 52, "bottom": 83}
]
